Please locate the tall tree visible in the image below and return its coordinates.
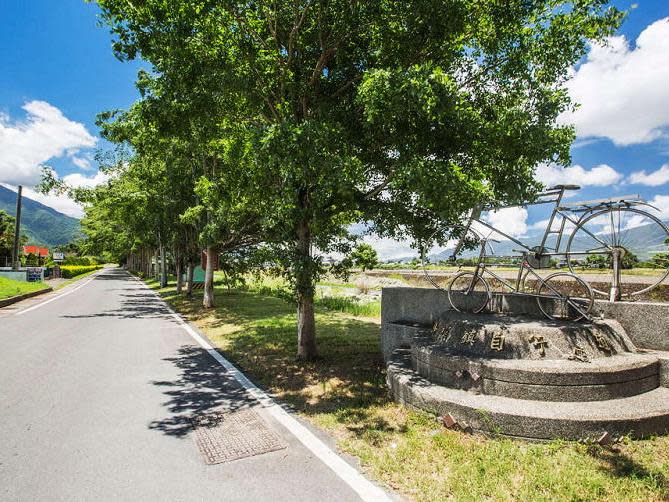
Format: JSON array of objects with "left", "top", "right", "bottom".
[
  {"left": 0, "top": 210, "right": 26, "bottom": 267},
  {"left": 94, "top": 0, "right": 622, "bottom": 359}
]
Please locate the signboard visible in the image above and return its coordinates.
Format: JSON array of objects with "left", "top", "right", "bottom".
[
  {"left": 26, "top": 267, "right": 43, "bottom": 282},
  {"left": 53, "top": 252, "right": 64, "bottom": 262}
]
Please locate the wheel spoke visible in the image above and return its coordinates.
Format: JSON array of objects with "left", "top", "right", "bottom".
[{"left": 567, "top": 207, "right": 669, "bottom": 298}]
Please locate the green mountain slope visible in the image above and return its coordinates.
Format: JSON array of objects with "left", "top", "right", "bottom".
[{"left": 0, "top": 185, "right": 82, "bottom": 247}]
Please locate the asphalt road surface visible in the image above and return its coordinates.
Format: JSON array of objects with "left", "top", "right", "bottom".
[{"left": 0, "top": 268, "right": 388, "bottom": 501}]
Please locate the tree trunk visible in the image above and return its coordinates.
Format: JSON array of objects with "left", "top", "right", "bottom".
[
  {"left": 145, "top": 248, "right": 150, "bottom": 277},
  {"left": 203, "top": 246, "right": 215, "bottom": 308},
  {"left": 159, "top": 243, "right": 168, "bottom": 288},
  {"left": 154, "top": 249, "right": 160, "bottom": 280},
  {"left": 175, "top": 257, "right": 183, "bottom": 294},
  {"left": 186, "top": 260, "right": 194, "bottom": 299},
  {"left": 296, "top": 218, "right": 317, "bottom": 360},
  {"left": 143, "top": 248, "right": 149, "bottom": 277}
]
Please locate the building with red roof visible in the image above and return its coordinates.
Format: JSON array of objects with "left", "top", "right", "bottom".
[{"left": 22, "top": 245, "right": 49, "bottom": 257}]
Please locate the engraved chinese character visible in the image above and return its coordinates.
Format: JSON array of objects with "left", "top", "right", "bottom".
[
  {"left": 568, "top": 346, "right": 590, "bottom": 362},
  {"left": 592, "top": 332, "right": 612, "bottom": 353},
  {"left": 490, "top": 331, "right": 505, "bottom": 351},
  {"left": 528, "top": 335, "right": 548, "bottom": 357},
  {"left": 461, "top": 329, "right": 476, "bottom": 345}
]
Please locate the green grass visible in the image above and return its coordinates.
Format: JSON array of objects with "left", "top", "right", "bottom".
[
  {"left": 317, "top": 281, "right": 360, "bottom": 289},
  {"left": 316, "top": 296, "right": 381, "bottom": 317},
  {"left": 223, "top": 272, "right": 382, "bottom": 318},
  {"left": 146, "top": 278, "right": 669, "bottom": 501},
  {"left": 0, "top": 276, "right": 49, "bottom": 300}
]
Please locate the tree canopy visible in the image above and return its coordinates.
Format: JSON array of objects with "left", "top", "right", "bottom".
[{"left": 73, "top": 0, "right": 623, "bottom": 359}]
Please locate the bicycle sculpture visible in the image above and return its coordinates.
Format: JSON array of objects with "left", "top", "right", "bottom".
[{"left": 423, "top": 185, "right": 669, "bottom": 321}]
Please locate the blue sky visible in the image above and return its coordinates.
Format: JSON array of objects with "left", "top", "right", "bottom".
[{"left": 0, "top": 1, "right": 668, "bottom": 258}]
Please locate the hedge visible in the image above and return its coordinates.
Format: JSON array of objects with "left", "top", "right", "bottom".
[{"left": 59, "top": 265, "right": 103, "bottom": 278}]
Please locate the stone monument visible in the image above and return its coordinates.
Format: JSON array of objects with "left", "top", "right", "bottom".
[{"left": 382, "top": 287, "right": 669, "bottom": 440}]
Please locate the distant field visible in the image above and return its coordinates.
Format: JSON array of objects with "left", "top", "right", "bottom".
[
  {"left": 378, "top": 265, "right": 667, "bottom": 276},
  {"left": 0, "top": 276, "right": 49, "bottom": 300}
]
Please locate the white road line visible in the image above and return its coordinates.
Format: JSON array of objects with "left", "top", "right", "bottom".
[
  {"left": 13, "top": 272, "right": 102, "bottom": 316},
  {"left": 135, "top": 274, "right": 392, "bottom": 502}
]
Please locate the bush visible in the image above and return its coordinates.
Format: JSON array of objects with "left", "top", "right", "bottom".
[
  {"left": 63, "top": 255, "right": 103, "bottom": 266},
  {"left": 316, "top": 296, "right": 381, "bottom": 317},
  {"left": 355, "top": 278, "right": 371, "bottom": 294},
  {"left": 59, "top": 265, "right": 102, "bottom": 278}
]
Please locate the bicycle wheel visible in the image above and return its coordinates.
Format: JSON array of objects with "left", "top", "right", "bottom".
[
  {"left": 447, "top": 272, "right": 490, "bottom": 313},
  {"left": 536, "top": 272, "right": 594, "bottom": 321},
  {"left": 566, "top": 207, "right": 669, "bottom": 298}
]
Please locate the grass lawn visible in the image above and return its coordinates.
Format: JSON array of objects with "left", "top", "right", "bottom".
[
  {"left": 147, "top": 279, "right": 669, "bottom": 501},
  {"left": 0, "top": 276, "right": 49, "bottom": 300}
]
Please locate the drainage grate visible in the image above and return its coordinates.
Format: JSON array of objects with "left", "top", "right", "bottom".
[{"left": 191, "top": 407, "right": 287, "bottom": 464}]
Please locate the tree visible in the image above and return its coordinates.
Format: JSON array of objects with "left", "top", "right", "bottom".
[
  {"left": 586, "top": 249, "right": 638, "bottom": 270},
  {"left": 350, "top": 243, "right": 379, "bottom": 271},
  {"left": 94, "top": 0, "right": 622, "bottom": 359},
  {"left": 0, "top": 210, "right": 27, "bottom": 267},
  {"left": 586, "top": 254, "right": 607, "bottom": 269},
  {"left": 0, "top": 210, "right": 16, "bottom": 266}
]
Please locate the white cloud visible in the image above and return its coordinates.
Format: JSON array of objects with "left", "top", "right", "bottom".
[
  {"left": 0, "top": 100, "right": 97, "bottom": 185},
  {"left": 628, "top": 164, "right": 669, "bottom": 186},
  {"left": 527, "top": 218, "right": 550, "bottom": 232},
  {"left": 360, "top": 235, "right": 419, "bottom": 261},
  {"left": 63, "top": 171, "right": 109, "bottom": 190},
  {"left": 71, "top": 156, "right": 92, "bottom": 170},
  {"left": 561, "top": 18, "right": 669, "bottom": 146},
  {"left": 648, "top": 194, "right": 669, "bottom": 220},
  {"left": 536, "top": 163, "right": 622, "bottom": 187},
  {"left": 480, "top": 207, "right": 528, "bottom": 238},
  {"left": 1, "top": 170, "right": 109, "bottom": 218}
]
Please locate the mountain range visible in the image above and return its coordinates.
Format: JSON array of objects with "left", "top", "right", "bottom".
[{"left": 0, "top": 185, "right": 82, "bottom": 247}]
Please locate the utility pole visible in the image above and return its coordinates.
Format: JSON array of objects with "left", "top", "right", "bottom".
[{"left": 11, "top": 185, "right": 23, "bottom": 270}]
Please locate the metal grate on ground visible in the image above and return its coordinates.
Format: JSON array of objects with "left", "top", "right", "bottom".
[{"left": 191, "top": 407, "right": 287, "bottom": 464}]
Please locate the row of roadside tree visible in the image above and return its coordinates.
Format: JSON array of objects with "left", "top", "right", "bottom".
[{"left": 42, "top": 0, "right": 623, "bottom": 359}]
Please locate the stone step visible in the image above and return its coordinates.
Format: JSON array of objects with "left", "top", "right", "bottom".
[
  {"left": 389, "top": 349, "right": 669, "bottom": 440},
  {"left": 413, "top": 345, "right": 661, "bottom": 401}
]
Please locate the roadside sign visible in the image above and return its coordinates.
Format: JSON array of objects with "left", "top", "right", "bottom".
[
  {"left": 53, "top": 252, "right": 64, "bottom": 262},
  {"left": 26, "top": 267, "right": 43, "bottom": 282}
]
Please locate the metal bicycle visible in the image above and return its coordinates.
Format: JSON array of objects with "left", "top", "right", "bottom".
[
  {"left": 443, "top": 185, "right": 669, "bottom": 301},
  {"left": 443, "top": 231, "right": 594, "bottom": 321},
  {"left": 426, "top": 225, "right": 595, "bottom": 321}
]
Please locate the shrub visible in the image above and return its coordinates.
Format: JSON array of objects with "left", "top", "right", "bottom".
[
  {"left": 316, "top": 296, "right": 381, "bottom": 317},
  {"left": 59, "top": 265, "right": 102, "bottom": 278},
  {"left": 63, "top": 255, "right": 103, "bottom": 266},
  {"left": 355, "top": 278, "right": 371, "bottom": 294}
]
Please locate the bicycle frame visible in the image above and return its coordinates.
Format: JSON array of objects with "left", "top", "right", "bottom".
[
  {"left": 451, "top": 185, "right": 647, "bottom": 261},
  {"left": 462, "top": 242, "right": 592, "bottom": 320}
]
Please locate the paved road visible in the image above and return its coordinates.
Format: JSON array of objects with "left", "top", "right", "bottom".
[{"left": 0, "top": 268, "right": 384, "bottom": 501}]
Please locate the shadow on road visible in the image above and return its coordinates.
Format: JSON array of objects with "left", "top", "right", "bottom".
[
  {"left": 61, "top": 290, "right": 176, "bottom": 320},
  {"left": 149, "top": 345, "right": 256, "bottom": 437}
]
